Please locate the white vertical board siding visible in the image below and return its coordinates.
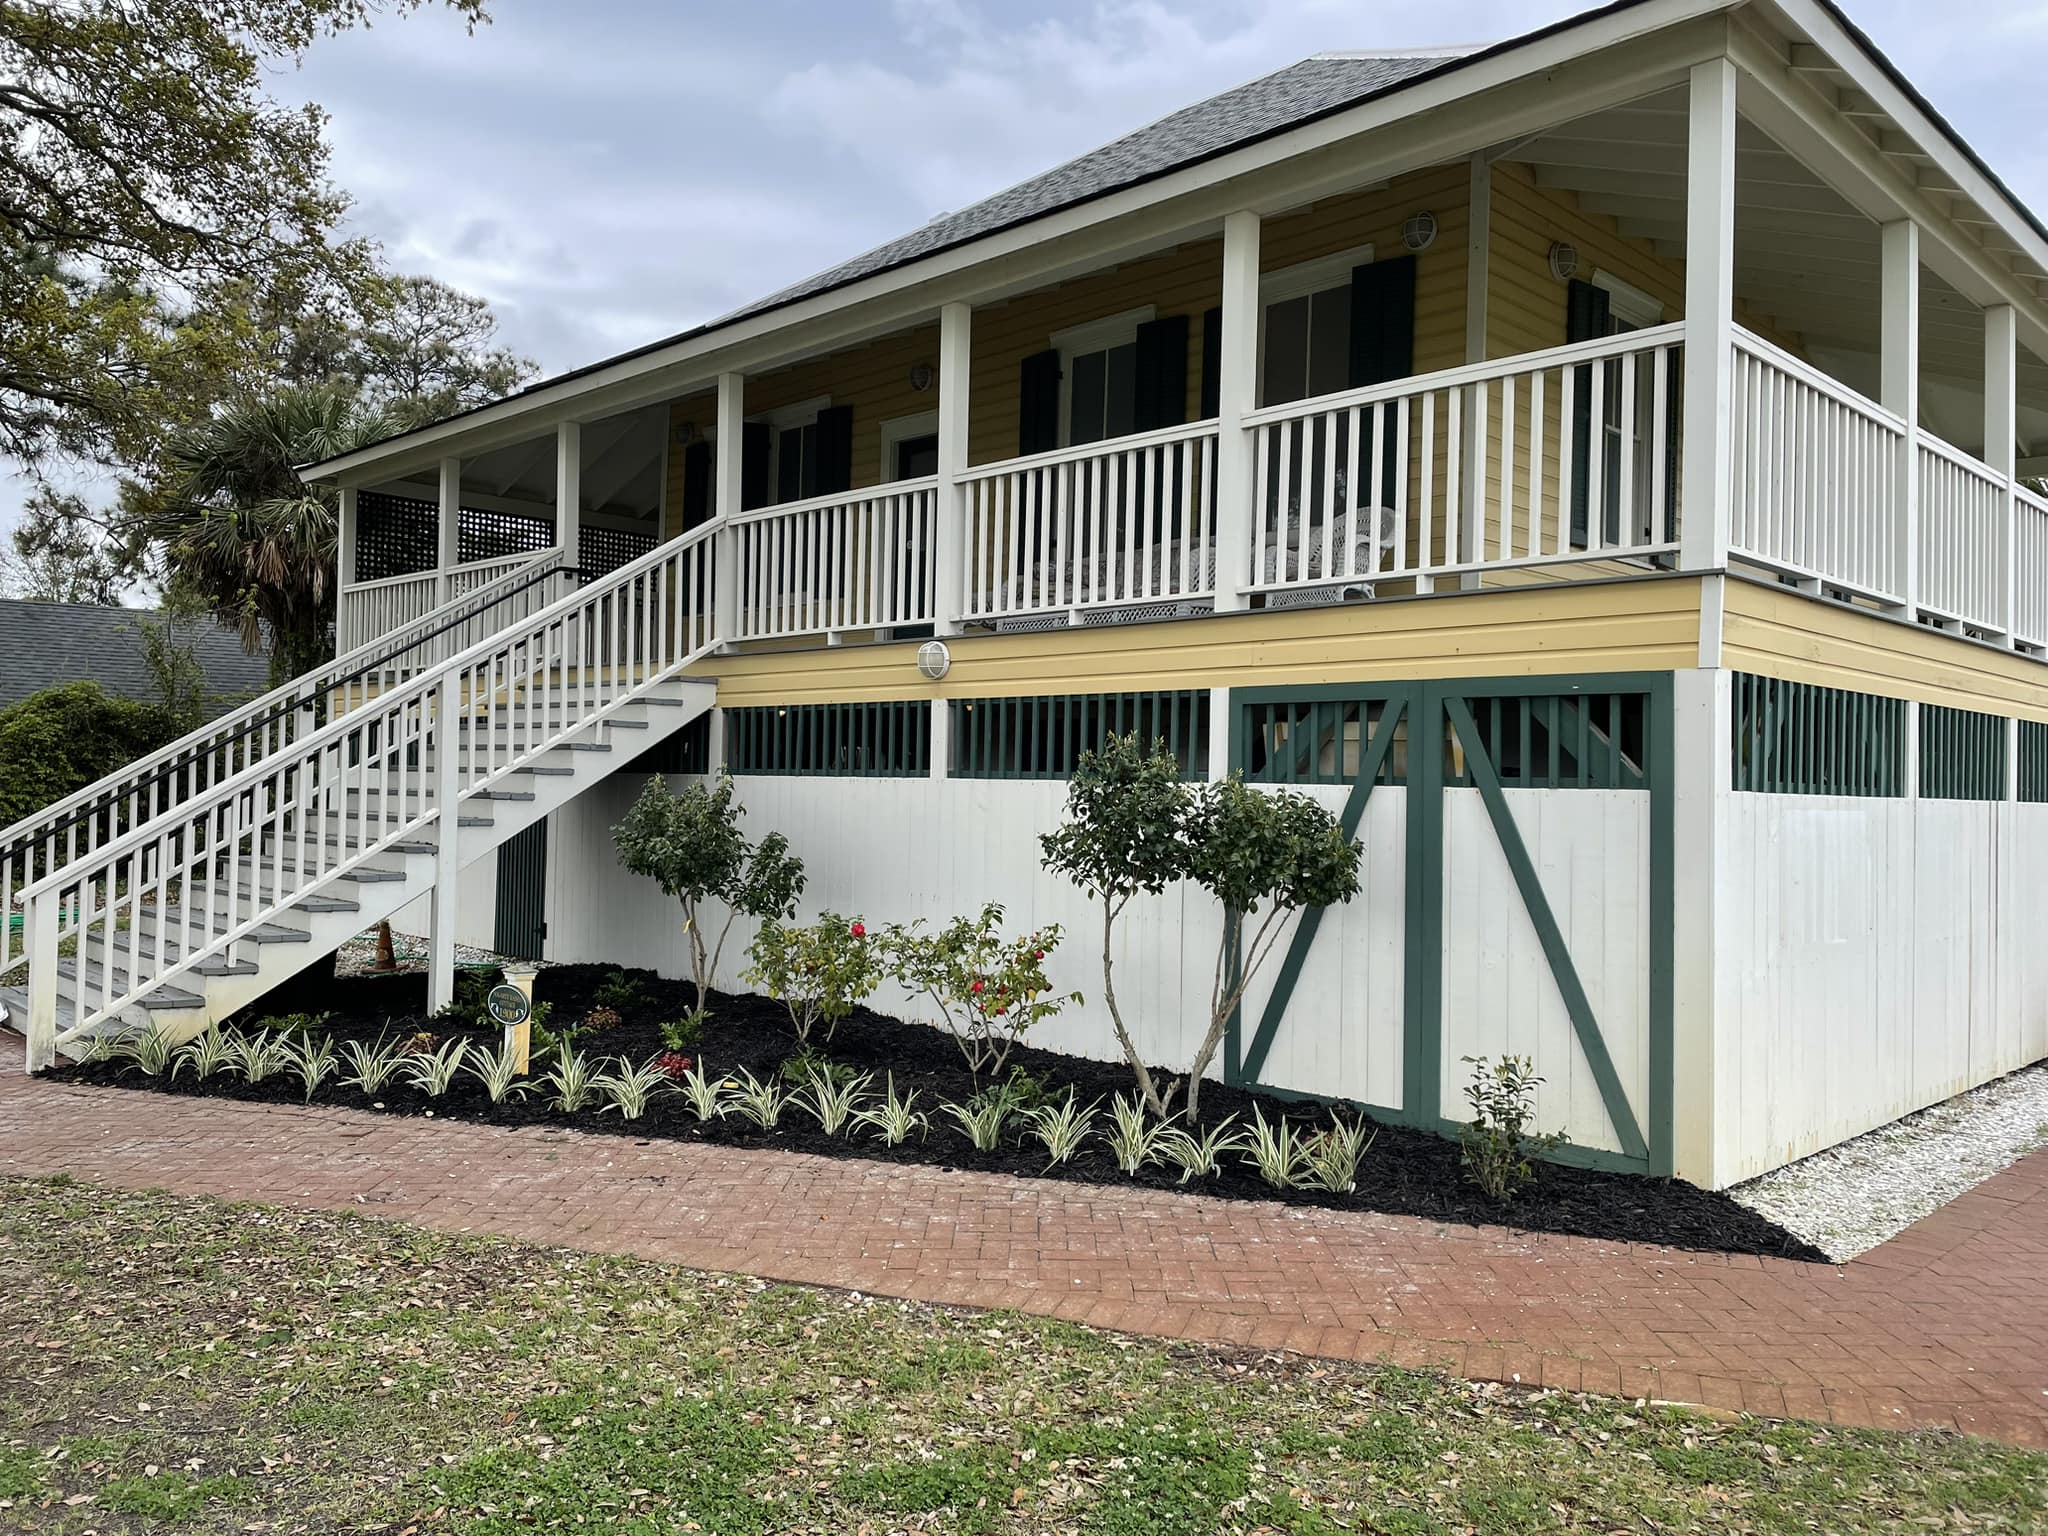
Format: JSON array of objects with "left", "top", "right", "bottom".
[
  {"left": 546, "top": 775, "right": 1231, "bottom": 1077},
  {"left": 1717, "top": 796, "right": 2048, "bottom": 1183},
  {"left": 1233, "top": 786, "right": 1407, "bottom": 1111},
  {"left": 387, "top": 857, "right": 500, "bottom": 952},
  {"left": 1439, "top": 787, "right": 1652, "bottom": 1155}
]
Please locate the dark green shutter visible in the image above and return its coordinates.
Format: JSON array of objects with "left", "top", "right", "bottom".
[
  {"left": 740, "top": 420, "right": 772, "bottom": 510},
  {"left": 1019, "top": 348, "right": 1062, "bottom": 454},
  {"left": 1347, "top": 256, "right": 1417, "bottom": 503},
  {"left": 1199, "top": 306, "right": 1223, "bottom": 419},
  {"left": 1347, "top": 254, "right": 1417, "bottom": 387},
  {"left": 1133, "top": 314, "right": 1189, "bottom": 432},
  {"left": 814, "top": 404, "right": 854, "bottom": 495},
  {"left": 493, "top": 820, "right": 547, "bottom": 961},
  {"left": 1566, "top": 278, "right": 1610, "bottom": 547},
  {"left": 680, "top": 438, "right": 713, "bottom": 531}
]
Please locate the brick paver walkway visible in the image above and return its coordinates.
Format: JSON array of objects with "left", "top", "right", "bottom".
[{"left": 3, "top": 1032, "right": 2044, "bottom": 1446}]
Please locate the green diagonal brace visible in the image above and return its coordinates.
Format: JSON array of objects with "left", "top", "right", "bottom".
[
  {"left": 1235, "top": 696, "right": 1407, "bottom": 1085},
  {"left": 1444, "top": 695, "right": 1649, "bottom": 1163}
]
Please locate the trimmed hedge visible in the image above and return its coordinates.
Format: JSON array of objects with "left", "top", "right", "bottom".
[{"left": 0, "top": 681, "right": 187, "bottom": 829}]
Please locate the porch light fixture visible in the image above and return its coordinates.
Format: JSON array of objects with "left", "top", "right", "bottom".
[
  {"left": 909, "top": 362, "right": 935, "bottom": 392},
  {"left": 674, "top": 420, "right": 698, "bottom": 446},
  {"left": 1548, "top": 241, "right": 1580, "bottom": 282},
  {"left": 916, "top": 639, "right": 951, "bottom": 680},
  {"left": 1402, "top": 210, "right": 1438, "bottom": 252}
]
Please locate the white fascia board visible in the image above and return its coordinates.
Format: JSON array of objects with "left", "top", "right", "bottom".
[
  {"left": 306, "top": 0, "right": 1738, "bottom": 487},
  {"left": 1735, "top": 2, "right": 2048, "bottom": 348}
]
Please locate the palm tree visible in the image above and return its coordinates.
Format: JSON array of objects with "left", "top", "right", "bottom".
[{"left": 137, "top": 383, "right": 403, "bottom": 684}]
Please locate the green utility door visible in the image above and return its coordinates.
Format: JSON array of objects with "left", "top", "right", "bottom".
[
  {"left": 1225, "top": 674, "right": 1674, "bottom": 1176},
  {"left": 494, "top": 819, "right": 548, "bottom": 962}
]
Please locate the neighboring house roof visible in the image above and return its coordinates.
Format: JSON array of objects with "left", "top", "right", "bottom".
[
  {"left": 721, "top": 51, "right": 1460, "bottom": 326},
  {"left": 0, "top": 600, "right": 271, "bottom": 714}
]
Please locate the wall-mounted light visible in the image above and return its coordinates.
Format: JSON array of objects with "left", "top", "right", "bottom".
[
  {"left": 1402, "top": 210, "right": 1438, "bottom": 252},
  {"left": 674, "top": 420, "right": 698, "bottom": 446},
  {"left": 1548, "top": 241, "right": 1581, "bottom": 283},
  {"left": 909, "top": 362, "right": 935, "bottom": 392},
  {"left": 916, "top": 639, "right": 951, "bottom": 680}
]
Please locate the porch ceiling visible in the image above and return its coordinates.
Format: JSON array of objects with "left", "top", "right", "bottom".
[
  {"left": 435, "top": 403, "right": 670, "bottom": 523},
  {"left": 1505, "top": 88, "right": 2048, "bottom": 457}
]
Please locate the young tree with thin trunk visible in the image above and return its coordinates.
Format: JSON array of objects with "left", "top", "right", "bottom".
[
  {"left": 1177, "top": 776, "right": 1362, "bottom": 1123},
  {"left": 1039, "top": 734, "right": 1192, "bottom": 1118}
]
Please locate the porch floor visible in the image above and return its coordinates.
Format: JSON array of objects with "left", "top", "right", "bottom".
[{"left": 3, "top": 1029, "right": 2042, "bottom": 1446}]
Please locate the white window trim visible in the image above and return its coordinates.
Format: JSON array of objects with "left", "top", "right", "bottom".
[
  {"left": 1051, "top": 305, "right": 1154, "bottom": 448},
  {"left": 878, "top": 409, "right": 939, "bottom": 482},
  {"left": 1258, "top": 241, "right": 1376, "bottom": 307},
  {"left": 1592, "top": 269, "right": 1665, "bottom": 328},
  {"left": 1256, "top": 242, "right": 1376, "bottom": 408}
]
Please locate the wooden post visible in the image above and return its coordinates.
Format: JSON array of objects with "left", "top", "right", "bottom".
[
  {"left": 336, "top": 484, "right": 358, "bottom": 657},
  {"left": 1455, "top": 153, "right": 1492, "bottom": 592},
  {"left": 1212, "top": 210, "right": 1261, "bottom": 612},
  {"left": 933, "top": 301, "right": 971, "bottom": 638},
  {"left": 1986, "top": 302, "right": 2018, "bottom": 646},
  {"left": 1678, "top": 57, "right": 1737, "bottom": 577},
  {"left": 427, "top": 669, "right": 461, "bottom": 1016},
  {"left": 24, "top": 887, "right": 58, "bottom": 1073},
  {"left": 437, "top": 457, "right": 461, "bottom": 611},
  {"left": 1881, "top": 220, "right": 1920, "bottom": 618},
  {"left": 713, "top": 372, "right": 744, "bottom": 647},
  {"left": 557, "top": 420, "right": 583, "bottom": 569}
]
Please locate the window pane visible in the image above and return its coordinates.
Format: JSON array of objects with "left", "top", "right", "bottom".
[
  {"left": 776, "top": 427, "right": 803, "bottom": 503},
  {"left": 1104, "top": 342, "right": 1137, "bottom": 439},
  {"left": 1308, "top": 284, "right": 1353, "bottom": 398},
  {"left": 1069, "top": 350, "right": 1107, "bottom": 445},
  {"left": 1262, "top": 295, "right": 1310, "bottom": 406}
]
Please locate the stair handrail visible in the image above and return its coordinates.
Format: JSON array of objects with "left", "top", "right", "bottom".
[
  {"left": 18, "top": 521, "right": 721, "bottom": 1058},
  {"left": 1, "top": 545, "right": 568, "bottom": 896}
]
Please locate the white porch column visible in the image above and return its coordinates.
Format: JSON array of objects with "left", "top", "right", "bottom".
[
  {"left": 335, "top": 484, "right": 358, "bottom": 659},
  {"left": 1455, "top": 153, "right": 1493, "bottom": 592},
  {"left": 1212, "top": 210, "right": 1262, "bottom": 612},
  {"left": 427, "top": 669, "right": 461, "bottom": 1015},
  {"left": 556, "top": 420, "right": 583, "bottom": 569},
  {"left": 713, "top": 372, "right": 745, "bottom": 646},
  {"left": 1881, "top": 220, "right": 1921, "bottom": 617},
  {"left": 1679, "top": 57, "right": 1737, "bottom": 577},
  {"left": 1986, "top": 303, "right": 2018, "bottom": 644},
  {"left": 436, "top": 456, "right": 461, "bottom": 607},
  {"left": 933, "top": 301, "right": 972, "bottom": 638}
]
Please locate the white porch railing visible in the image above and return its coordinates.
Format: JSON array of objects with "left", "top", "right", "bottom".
[
  {"left": 1917, "top": 435, "right": 2008, "bottom": 633},
  {"left": 2014, "top": 483, "right": 2048, "bottom": 650},
  {"left": 337, "top": 568, "right": 440, "bottom": 653},
  {"left": 1, "top": 544, "right": 567, "bottom": 976},
  {"left": 1242, "top": 322, "right": 1685, "bottom": 596},
  {"left": 730, "top": 481, "right": 937, "bottom": 641},
  {"left": 957, "top": 421, "right": 1220, "bottom": 623},
  {"left": 1730, "top": 330, "right": 1906, "bottom": 605}
]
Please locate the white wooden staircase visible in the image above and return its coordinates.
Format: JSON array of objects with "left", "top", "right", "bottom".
[{"left": 2, "top": 525, "right": 720, "bottom": 1068}]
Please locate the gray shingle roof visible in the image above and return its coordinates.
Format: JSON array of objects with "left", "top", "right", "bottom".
[
  {"left": 0, "top": 600, "right": 272, "bottom": 714},
  {"left": 722, "top": 52, "right": 1464, "bottom": 326}
]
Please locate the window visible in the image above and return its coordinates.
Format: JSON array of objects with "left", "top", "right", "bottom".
[
  {"left": 879, "top": 410, "right": 940, "bottom": 481},
  {"left": 1053, "top": 308, "right": 1152, "bottom": 447},
  {"left": 1257, "top": 244, "right": 1373, "bottom": 408},
  {"left": 754, "top": 396, "right": 829, "bottom": 504}
]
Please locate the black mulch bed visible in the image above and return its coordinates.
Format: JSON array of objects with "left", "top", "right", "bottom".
[{"left": 48, "top": 961, "right": 1827, "bottom": 1263}]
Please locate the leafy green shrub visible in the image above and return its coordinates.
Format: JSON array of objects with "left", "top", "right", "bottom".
[
  {"left": 1459, "top": 1055, "right": 1563, "bottom": 1204},
  {"left": 593, "top": 969, "right": 645, "bottom": 1014},
  {"left": 612, "top": 774, "right": 805, "bottom": 1017},
  {"left": 743, "top": 912, "right": 881, "bottom": 1045},
  {"left": 658, "top": 1014, "right": 704, "bottom": 1052},
  {"left": 253, "top": 1011, "right": 331, "bottom": 1036},
  {"left": 0, "top": 681, "right": 186, "bottom": 830},
  {"left": 884, "top": 903, "right": 1080, "bottom": 1083}
]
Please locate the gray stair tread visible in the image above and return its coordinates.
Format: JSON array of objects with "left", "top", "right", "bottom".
[{"left": 52, "top": 961, "right": 205, "bottom": 1008}]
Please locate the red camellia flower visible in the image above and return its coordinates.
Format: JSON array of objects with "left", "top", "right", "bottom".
[
  {"left": 1034, "top": 950, "right": 1045, "bottom": 960},
  {"left": 849, "top": 921, "right": 866, "bottom": 938},
  {"left": 970, "top": 978, "right": 985, "bottom": 994}
]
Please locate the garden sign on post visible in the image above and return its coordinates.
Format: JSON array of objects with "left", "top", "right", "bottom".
[{"left": 491, "top": 964, "right": 538, "bottom": 1073}]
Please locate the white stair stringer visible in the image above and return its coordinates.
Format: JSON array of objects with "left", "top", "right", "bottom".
[{"left": 5, "top": 677, "right": 715, "bottom": 1053}]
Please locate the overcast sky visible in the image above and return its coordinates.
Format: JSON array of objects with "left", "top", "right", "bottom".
[{"left": 9, "top": 0, "right": 2048, "bottom": 559}]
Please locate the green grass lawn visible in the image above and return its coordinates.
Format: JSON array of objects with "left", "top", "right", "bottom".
[{"left": 0, "top": 1175, "right": 2040, "bottom": 1535}]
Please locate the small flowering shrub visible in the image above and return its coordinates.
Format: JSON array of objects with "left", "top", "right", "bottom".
[
  {"left": 884, "top": 903, "right": 1080, "bottom": 1083},
  {"left": 580, "top": 1005, "right": 623, "bottom": 1035},
  {"left": 742, "top": 913, "right": 883, "bottom": 1045}
]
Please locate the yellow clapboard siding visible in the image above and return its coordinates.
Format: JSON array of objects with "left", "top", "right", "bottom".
[
  {"left": 689, "top": 575, "right": 1704, "bottom": 705},
  {"left": 1722, "top": 577, "right": 2048, "bottom": 719}
]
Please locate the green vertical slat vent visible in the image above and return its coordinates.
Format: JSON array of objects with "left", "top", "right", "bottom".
[
  {"left": 1241, "top": 697, "right": 1408, "bottom": 787},
  {"left": 1920, "top": 702, "right": 2005, "bottom": 802},
  {"left": 948, "top": 691, "right": 1209, "bottom": 780},
  {"left": 725, "top": 702, "right": 932, "bottom": 777},
  {"left": 1730, "top": 673, "right": 1904, "bottom": 797},
  {"left": 2019, "top": 720, "right": 2048, "bottom": 804},
  {"left": 1437, "top": 690, "right": 1648, "bottom": 790}
]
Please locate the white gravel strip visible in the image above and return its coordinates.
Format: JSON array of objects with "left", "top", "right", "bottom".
[
  {"left": 331, "top": 927, "right": 538, "bottom": 979},
  {"left": 1730, "top": 1062, "right": 2048, "bottom": 1262}
]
